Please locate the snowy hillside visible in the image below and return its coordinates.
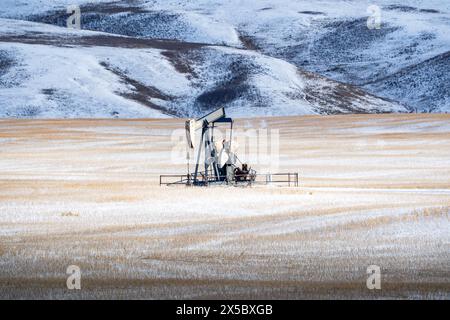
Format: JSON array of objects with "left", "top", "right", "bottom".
[{"left": 0, "top": 0, "right": 448, "bottom": 118}]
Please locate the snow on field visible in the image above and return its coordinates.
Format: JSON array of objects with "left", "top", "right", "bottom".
[{"left": 0, "top": 115, "right": 449, "bottom": 299}]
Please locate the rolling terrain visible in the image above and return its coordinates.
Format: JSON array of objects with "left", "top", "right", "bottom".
[{"left": 2, "top": 0, "right": 449, "bottom": 117}]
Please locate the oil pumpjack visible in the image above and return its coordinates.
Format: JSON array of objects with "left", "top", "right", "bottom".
[
  {"left": 159, "top": 107, "right": 298, "bottom": 187},
  {"left": 185, "top": 107, "right": 256, "bottom": 186}
]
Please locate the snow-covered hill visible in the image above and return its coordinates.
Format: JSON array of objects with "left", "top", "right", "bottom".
[
  {"left": 364, "top": 51, "right": 450, "bottom": 113},
  {"left": 0, "top": 0, "right": 447, "bottom": 118},
  {"left": 0, "top": 18, "right": 406, "bottom": 118}
]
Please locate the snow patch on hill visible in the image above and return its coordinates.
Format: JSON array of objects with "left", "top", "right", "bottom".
[{"left": 0, "top": 42, "right": 166, "bottom": 118}]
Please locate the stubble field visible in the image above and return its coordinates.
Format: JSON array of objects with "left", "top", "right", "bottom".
[{"left": 0, "top": 114, "right": 449, "bottom": 299}]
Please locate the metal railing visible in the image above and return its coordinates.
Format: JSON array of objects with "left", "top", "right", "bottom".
[
  {"left": 254, "top": 172, "right": 299, "bottom": 187},
  {"left": 159, "top": 172, "right": 298, "bottom": 187}
]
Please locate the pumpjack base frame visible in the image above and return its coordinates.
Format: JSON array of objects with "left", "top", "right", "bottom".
[{"left": 159, "top": 172, "right": 299, "bottom": 187}]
